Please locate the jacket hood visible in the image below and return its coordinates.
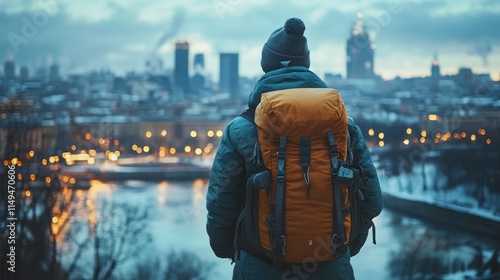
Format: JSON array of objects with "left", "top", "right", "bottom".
[{"left": 248, "top": 66, "right": 327, "bottom": 108}]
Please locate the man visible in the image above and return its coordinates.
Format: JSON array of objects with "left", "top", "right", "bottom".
[{"left": 206, "top": 18, "right": 383, "bottom": 279}]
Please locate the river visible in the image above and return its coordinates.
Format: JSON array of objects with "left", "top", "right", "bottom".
[{"left": 63, "top": 179, "right": 500, "bottom": 280}]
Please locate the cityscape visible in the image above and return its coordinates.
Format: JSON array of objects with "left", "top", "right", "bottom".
[{"left": 1, "top": 4, "right": 500, "bottom": 280}]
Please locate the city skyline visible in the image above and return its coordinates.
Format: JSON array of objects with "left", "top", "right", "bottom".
[{"left": 0, "top": 0, "right": 499, "bottom": 81}]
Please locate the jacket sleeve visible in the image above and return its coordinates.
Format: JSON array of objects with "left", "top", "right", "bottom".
[
  {"left": 348, "top": 118, "right": 383, "bottom": 256},
  {"left": 206, "top": 120, "right": 246, "bottom": 258}
]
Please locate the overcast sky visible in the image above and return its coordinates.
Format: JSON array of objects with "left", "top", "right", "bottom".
[{"left": 1, "top": 0, "right": 499, "bottom": 81}]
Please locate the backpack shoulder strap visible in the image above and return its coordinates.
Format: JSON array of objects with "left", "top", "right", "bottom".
[{"left": 240, "top": 107, "right": 256, "bottom": 124}]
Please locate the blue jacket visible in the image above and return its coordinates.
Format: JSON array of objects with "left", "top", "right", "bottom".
[{"left": 206, "top": 66, "right": 383, "bottom": 262}]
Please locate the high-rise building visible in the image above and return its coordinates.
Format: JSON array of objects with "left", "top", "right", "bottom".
[
  {"left": 4, "top": 60, "right": 15, "bottom": 80},
  {"left": 194, "top": 53, "right": 204, "bottom": 71},
  {"left": 20, "top": 66, "right": 29, "bottom": 81},
  {"left": 346, "top": 17, "right": 374, "bottom": 79},
  {"left": 431, "top": 54, "right": 441, "bottom": 80},
  {"left": 192, "top": 53, "right": 205, "bottom": 93},
  {"left": 219, "top": 53, "right": 239, "bottom": 97},
  {"left": 174, "top": 40, "right": 190, "bottom": 94},
  {"left": 50, "top": 64, "right": 60, "bottom": 81}
]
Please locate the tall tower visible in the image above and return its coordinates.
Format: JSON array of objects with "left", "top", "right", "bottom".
[
  {"left": 219, "top": 53, "right": 239, "bottom": 97},
  {"left": 174, "top": 40, "right": 190, "bottom": 95},
  {"left": 431, "top": 53, "right": 441, "bottom": 80},
  {"left": 50, "top": 63, "right": 60, "bottom": 81},
  {"left": 20, "top": 66, "right": 29, "bottom": 81},
  {"left": 346, "top": 14, "right": 374, "bottom": 79}
]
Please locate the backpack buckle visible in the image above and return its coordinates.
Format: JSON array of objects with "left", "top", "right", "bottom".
[{"left": 330, "top": 234, "right": 344, "bottom": 254}]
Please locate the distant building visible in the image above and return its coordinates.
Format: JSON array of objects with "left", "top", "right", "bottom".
[
  {"left": 219, "top": 53, "right": 239, "bottom": 97},
  {"left": 457, "top": 67, "right": 473, "bottom": 88},
  {"left": 50, "top": 64, "right": 60, "bottom": 81},
  {"left": 20, "top": 66, "right": 29, "bottom": 81},
  {"left": 4, "top": 60, "right": 15, "bottom": 80},
  {"left": 346, "top": 17, "right": 374, "bottom": 79},
  {"left": 192, "top": 53, "right": 206, "bottom": 93},
  {"left": 194, "top": 53, "right": 204, "bottom": 71},
  {"left": 431, "top": 54, "right": 441, "bottom": 80},
  {"left": 174, "top": 40, "right": 190, "bottom": 95}
]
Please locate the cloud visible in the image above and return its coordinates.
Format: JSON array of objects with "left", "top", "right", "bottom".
[{"left": 0, "top": 0, "right": 498, "bottom": 79}]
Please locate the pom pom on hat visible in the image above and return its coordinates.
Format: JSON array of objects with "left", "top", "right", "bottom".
[{"left": 261, "top": 18, "right": 310, "bottom": 73}]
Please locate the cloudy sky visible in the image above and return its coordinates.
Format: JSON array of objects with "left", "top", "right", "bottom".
[{"left": 1, "top": 0, "right": 499, "bottom": 81}]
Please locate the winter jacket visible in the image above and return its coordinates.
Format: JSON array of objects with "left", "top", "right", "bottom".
[{"left": 206, "top": 66, "right": 383, "bottom": 278}]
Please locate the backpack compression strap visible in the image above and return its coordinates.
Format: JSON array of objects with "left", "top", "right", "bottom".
[
  {"left": 273, "top": 135, "right": 287, "bottom": 268},
  {"left": 327, "top": 131, "right": 347, "bottom": 256}
]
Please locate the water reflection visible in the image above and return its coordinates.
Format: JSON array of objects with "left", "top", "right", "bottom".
[{"left": 56, "top": 180, "right": 499, "bottom": 279}]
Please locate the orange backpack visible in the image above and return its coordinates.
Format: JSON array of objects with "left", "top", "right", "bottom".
[{"left": 236, "top": 88, "right": 365, "bottom": 267}]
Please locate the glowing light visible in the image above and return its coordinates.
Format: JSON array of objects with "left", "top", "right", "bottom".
[
  {"left": 378, "top": 132, "right": 385, "bottom": 139},
  {"left": 17, "top": 174, "right": 22, "bottom": 180},
  {"left": 420, "top": 137, "right": 426, "bottom": 144},
  {"left": 207, "top": 130, "right": 215, "bottom": 137},
  {"left": 370, "top": 43, "right": 376, "bottom": 50},
  {"left": 146, "top": 131, "right": 152, "bottom": 138},
  {"left": 169, "top": 148, "right": 176, "bottom": 154},
  {"left": 204, "top": 147, "right": 211, "bottom": 154},
  {"left": 85, "top": 133, "right": 91, "bottom": 140},
  {"left": 378, "top": 141, "right": 384, "bottom": 147},
  {"left": 11, "top": 158, "right": 18, "bottom": 165},
  {"left": 69, "top": 178, "right": 76, "bottom": 184},
  {"left": 108, "top": 153, "right": 118, "bottom": 161},
  {"left": 435, "top": 133, "right": 441, "bottom": 138},
  {"left": 185, "top": 146, "right": 192, "bottom": 153},
  {"left": 88, "top": 158, "right": 95, "bottom": 164},
  {"left": 30, "top": 174, "right": 36, "bottom": 181},
  {"left": 403, "top": 139, "right": 410, "bottom": 145},
  {"left": 132, "top": 144, "right": 138, "bottom": 151},
  {"left": 190, "top": 131, "right": 197, "bottom": 138},
  {"left": 195, "top": 148, "right": 202, "bottom": 155},
  {"left": 159, "top": 151, "right": 166, "bottom": 157},
  {"left": 25, "top": 190, "right": 31, "bottom": 198},
  {"left": 49, "top": 156, "right": 55, "bottom": 163},
  {"left": 161, "top": 130, "right": 167, "bottom": 137},
  {"left": 89, "top": 149, "right": 97, "bottom": 156},
  {"left": 216, "top": 130, "right": 223, "bottom": 137},
  {"left": 471, "top": 134, "right": 476, "bottom": 141},
  {"left": 62, "top": 176, "right": 69, "bottom": 183},
  {"left": 3, "top": 160, "right": 8, "bottom": 166},
  {"left": 137, "top": 148, "right": 142, "bottom": 154},
  {"left": 421, "top": 131, "right": 427, "bottom": 137},
  {"left": 368, "top": 129, "right": 375, "bottom": 136},
  {"left": 71, "top": 145, "right": 76, "bottom": 151},
  {"left": 17, "top": 161, "right": 22, "bottom": 167},
  {"left": 143, "top": 146, "right": 150, "bottom": 153},
  {"left": 428, "top": 114, "right": 439, "bottom": 121},
  {"left": 434, "top": 139, "right": 439, "bottom": 144},
  {"left": 406, "top": 128, "right": 412, "bottom": 135},
  {"left": 486, "top": 139, "right": 491, "bottom": 145},
  {"left": 114, "top": 139, "right": 120, "bottom": 146},
  {"left": 478, "top": 129, "right": 486, "bottom": 135},
  {"left": 461, "top": 132, "right": 466, "bottom": 138},
  {"left": 357, "top": 12, "right": 363, "bottom": 18},
  {"left": 52, "top": 217, "right": 59, "bottom": 224},
  {"left": 29, "top": 150, "right": 35, "bottom": 157},
  {"left": 45, "top": 177, "right": 51, "bottom": 184}
]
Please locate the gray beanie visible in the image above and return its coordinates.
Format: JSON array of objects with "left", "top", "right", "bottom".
[{"left": 261, "top": 18, "right": 310, "bottom": 73}]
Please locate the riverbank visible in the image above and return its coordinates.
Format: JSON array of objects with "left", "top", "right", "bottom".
[{"left": 383, "top": 192, "right": 500, "bottom": 240}]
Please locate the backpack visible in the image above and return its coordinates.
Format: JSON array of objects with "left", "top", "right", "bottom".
[{"left": 235, "top": 88, "right": 366, "bottom": 267}]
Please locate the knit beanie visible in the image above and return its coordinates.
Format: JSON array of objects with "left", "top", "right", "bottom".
[{"left": 261, "top": 18, "right": 310, "bottom": 73}]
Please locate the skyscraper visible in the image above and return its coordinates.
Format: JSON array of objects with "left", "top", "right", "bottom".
[
  {"left": 431, "top": 54, "right": 441, "bottom": 80},
  {"left": 192, "top": 53, "right": 205, "bottom": 93},
  {"left": 50, "top": 63, "right": 60, "bottom": 81},
  {"left": 174, "top": 40, "right": 190, "bottom": 94},
  {"left": 194, "top": 53, "right": 204, "bottom": 71},
  {"left": 20, "top": 66, "right": 29, "bottom": 81},
  {"left": 346, "top": 16, "right": 374, "bottom": 79},
  {"left": 219, "top": 53, "right": 239, "bottom": 97},
  {"left": 4, "top": 60, "right": 15, "bottom": 80}
]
